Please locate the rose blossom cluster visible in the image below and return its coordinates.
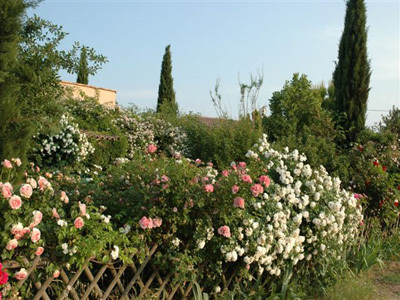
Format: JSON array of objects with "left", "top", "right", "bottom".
[
  {"left": 195, "top": 135, "right": 362, "bottom": 278},
  {"left": 139, "top": 216, "right": 163, "bottom": 229}
]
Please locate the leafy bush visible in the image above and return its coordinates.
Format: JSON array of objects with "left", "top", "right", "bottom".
[
  {"left": 74, "top": 135, "right": 363, "bottom": 294},
  {"left": 178, "top": 114, "right": 262, "bottom": 168}
]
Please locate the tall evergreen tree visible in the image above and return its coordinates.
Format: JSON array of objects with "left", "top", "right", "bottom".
[
  {"left": 0, "top": 0, "right": 31, "bottom": 162},
  {"left": 157, "top": 45, "right": 177, "bottom": 115},
  {"left": 77, "top": 46, "right": 89, "bottom": 84},
  {"left": 333, "top": 0, "right": 371, "bottom": 143}
]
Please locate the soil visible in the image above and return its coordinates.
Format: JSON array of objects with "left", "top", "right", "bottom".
[{"left": 369, "top": 260, "right": 400, "bottom": 300}]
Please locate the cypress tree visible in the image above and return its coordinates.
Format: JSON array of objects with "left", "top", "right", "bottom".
[
  {"left": 0, "top": 0, "right": 31, "bottom": 163},
  {"left": 77, "top": 46, "right": 89, "bottom": 84},
  {"left": 157, "top": 45, "right": 177, "bottom": 115},
  {"left": 333, "top": 0, "right": 371, "bottom": 143}
]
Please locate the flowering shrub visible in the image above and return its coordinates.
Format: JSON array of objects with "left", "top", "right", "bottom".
[
  {"left": 75, "top": 136, "right": 363, "bottom": 292},
  {"left": 0, "top": 160, "right": 137, "bottom": 295},
  {"left": 114, "top": 111, "right": 187, "bottom": 158},
  {"left": 33, "top": 114, "right": 94, "bottom": 167}
]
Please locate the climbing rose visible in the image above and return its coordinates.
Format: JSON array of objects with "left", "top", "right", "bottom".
[
  {"left": 259, "top": 175, "right": 271, "bottom": 187},
  {"left": 250, "top": 184, "right": 264, "bottom": 197},
  {"left": 139, "top": 216, "right": 150, "bottom": 229},
  {"left": 217, "top": 226, "right": 231, "bottom": 238},
  {"left": 31, "top": 228, "right": 41, "bottom": 243},
  {"left": 204, "top": 184, "right": 214, "bottom": 193},
  {"left": 9, "top": 195, "right": 22, "bottom": 210},
  {"left": 19, "top": 184, "right": 33, "bottom": 198},
  {"left": 147, "top": 144, "right": 157, "bottom": 154},
  {"left": 233, "top": 197, "right": 245, "bottom": 209},
  {"left": 35, "top": 247, "right": 44, "bottom": 256},
  {"left": 6, "top": 239, "right": 18, "bottom": 251},
  {"left": 74, "top": 217, "right": 84, "bottom": 229},
  {"left": 2, "top": 160, "right": 12, "bottom": 169},
  {"left": 14, "top": 269, "right": 28, "bottom": 280}
]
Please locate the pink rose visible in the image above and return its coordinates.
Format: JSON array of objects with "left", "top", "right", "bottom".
[
  {"left": 31, "top": 211, "right": 43, "bottom": 227},
  {"left": 74, "top": 217, "right": 84, "bottom": 229},
  {"left": 250, "top": 184, "right": 264, "bottom": 197},
  {"left": 10, "top": 223, "right": 23, "bottom": 235},
  {"left": 153, "top": 218, "right": 162, "bottom": 227},
  {"left": 38, "top": 177, "right": 50, "bottom": 191},
  {"left": 147, "top": 144, "right": 157, "bottom": 154},
  {"left": 231, "top": 185, "right": 240, "bottom": 194},
  {"left": 195, "top": 159, "right": 202, "bottom": 166},
  {"left": 147, "top": 218, "right": 154, "bottom": 229},
  {"left": 9, "top": 195, "right": 22, "bottom": 210},
  {"left": 204, "top": 184, "right": 214, "bottom": 193},
  {"left": 61, "top": 191, "right": 69, "bottom": 204},
  {"left": 2, "top": 185, "right": 12, "bottom": 199},
  {"left": 259, "top": 175, "right": 271, "bottom": 188},
  {"left": 14, "top": 268, "right": 28, "bottom": 280},
  {"left": 31, "top": 228, "right": 41, "bottom": 243},
  {"left": 79, "top": 202, "right": 87, "bottom": 216},
  {"left": 241, "top": 175, "right": 252, "bottom": 183},
  {"left": 238, "top": 162, "right": 247, "bottom": 169},
  {"left": 2, "top": 159, "right": 12, "bottom": 169},
  {"left": 19, "top": 184, "right": 33, "bottom": 198},
  {"left": 6, "top": 239, "right": 18, "bottom": 251},
  {"left": 233, "top": 197, "right": 245, "bottom": 209},
  {"left": 35, "top": 247, "right": 44, "bottom": 256},
  {"left": 161, "top": 175, "right": 170, "bottom": 183},
  {"left": 217, "top": 226, "right": 231, "bottom": 238},
  {"left": 222, "top": 170, "right": 230, "bottom": 177},
  {"left": 53, "top": 270, "right": 60, "bottom": 278},
  {"left": 139, "top": 216, "right": 150, "bottom": 229},
  {"left": 52, "top": 208, "right": 60, "bottom": 219}
]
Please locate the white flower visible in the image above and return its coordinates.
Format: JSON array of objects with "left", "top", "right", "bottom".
[
  {"left": 197, "top": 239, "right": 206, "bottom": 250},
  {"left": 172, "top": 238, "right": 180, "bottom": 247},
  {"left": 57, "top": 220, "right": 68, "bottom": 227},
  {"left": 111, "top": 245, "right": 119, "bottom": 260}
]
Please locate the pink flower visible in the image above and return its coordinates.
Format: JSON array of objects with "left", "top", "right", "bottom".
[
  {"left": 31, "top": 228, "right": 41, "bottom": 243},
  {"left": 53, "top": 270, "right": 60, "bottom": 278},
  {"left": 204, "top": 184, "right": 214, "bottom": 193},
  {"left": 161, "top": 175, "right": 169, "bottom": 183},
  {"left": 9, "top": 195, "right": 22, "bottom": 210},
  {"left": 38, "top": 177, "right": 50, "bottom": 191},
  {"left": 61, "top": 191, "right": 69, "bottom": 204},
  {"left": 222, "top": 170, "right": 230, "bottom": 177},
  {"left": 238, "top": 162, "right": 246, "bottom": 169},
  {"left": 148, "top": 218, "right": 155, "bottom": 229},
  {"left": 250, "top": 184, "right": 264, "bottom": 197},
  {"left": 259, "top": 175, "right": 271, "bottom": 188},
  {"left": 173, "top": 207, "right": 178, "bottom": 212},
  {"left": 207, "top": 162, "right": 214, "bottom": 167},
  {"left": 147, "top": 144, "right": 157, "bottom": 154},
  {"left": 195, "top": 159, "right": 202, "bottom": 166},
  {"left": 10, "top": 223, "right": 23, "bottom": 235},
  {"left": 35, "top": 247, "right": 44, "bottom": 256},
  {"left": 217, "top": 226, "right": 231, "bottom": 238},
  {"left": 19, "top": 184, "right": 33, "bottom": 198},
  {"left": 2, "top": 185, "right": 12, "bottom": 199},
  {"left": 233, "top": 197, "right": 245, "bottom": 209},
  {"left": 74, "top": 217, "right": 84, "bottom": 229},
  {"left": 6, "top": 239, "right": 18, "bottom": 251},
  {"left": 2, "top": 159, "right": 12, "bottom": 169},
  {"left": 31, "top": 211, "right": 43, "bottom": 227},
  {"left": 241, "top": 175, "right": 252, "bottom": 183},
  {"left": 14, "top": 268, "right": 28, "bottom": 280},
  {"left": 139, "top": 216, "right": 150, "bottom": 229},
  {"left": 52, "top": 208, "right": 60, "bottom": 219},
  {"left": 79, "top": 202, "right": 87, "bottom": 216},
  {"left": 231, "top": 185, "right": 240, "bottom": 194},
  {"left": 153, "top": 218, "right": 162, "bottom": 227}
]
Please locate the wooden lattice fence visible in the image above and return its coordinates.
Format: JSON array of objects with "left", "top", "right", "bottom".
[{"left": 3, "top": 244, "right": 211, "bottom": 300}]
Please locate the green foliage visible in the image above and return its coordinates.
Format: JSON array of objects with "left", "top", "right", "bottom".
[
  {"left": 0, "top": 0, "right": 31, "bottom": 163},
  {"left": 264, "top": 73, "right": 340, "bottom": 172},
  {"left": 179, "top": 115, "right": 262, "bottom": 168},
  {"left": 333, "top": 0, "right": 371, "bottom": 143},
  {"left": 76, "top": 46, "right": 89, "bottom": 84},
  {"left": 157, "top": 45, "right": 177, "bottom": 116},
  {"left": 17, "top": 15, "right": 107, "bottom": 124}
]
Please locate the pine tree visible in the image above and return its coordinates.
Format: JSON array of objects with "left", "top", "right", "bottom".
[
  {"left": 157, "top": 45, "right": 177, "bottom": 115},
  {"left": 77, "top": 46, "right": 89, "bottom": 84},
  {"left": 333, "top": 0, "right": 371, "bottom": 143},
  {"left": 0, "top": 0, "right": 31, "bottom": 163}
]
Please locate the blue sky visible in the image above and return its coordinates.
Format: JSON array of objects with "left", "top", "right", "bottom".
[{"left": 29, "top": 0, "right": 399, "bottom": 126}]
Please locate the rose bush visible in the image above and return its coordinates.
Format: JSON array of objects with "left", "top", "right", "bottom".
[
  {"left": 0, "top": 160, "right": 138, "bottom": 296},
  {"left": 73, "top": 135, "right": 363, "bottom": 293}
]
